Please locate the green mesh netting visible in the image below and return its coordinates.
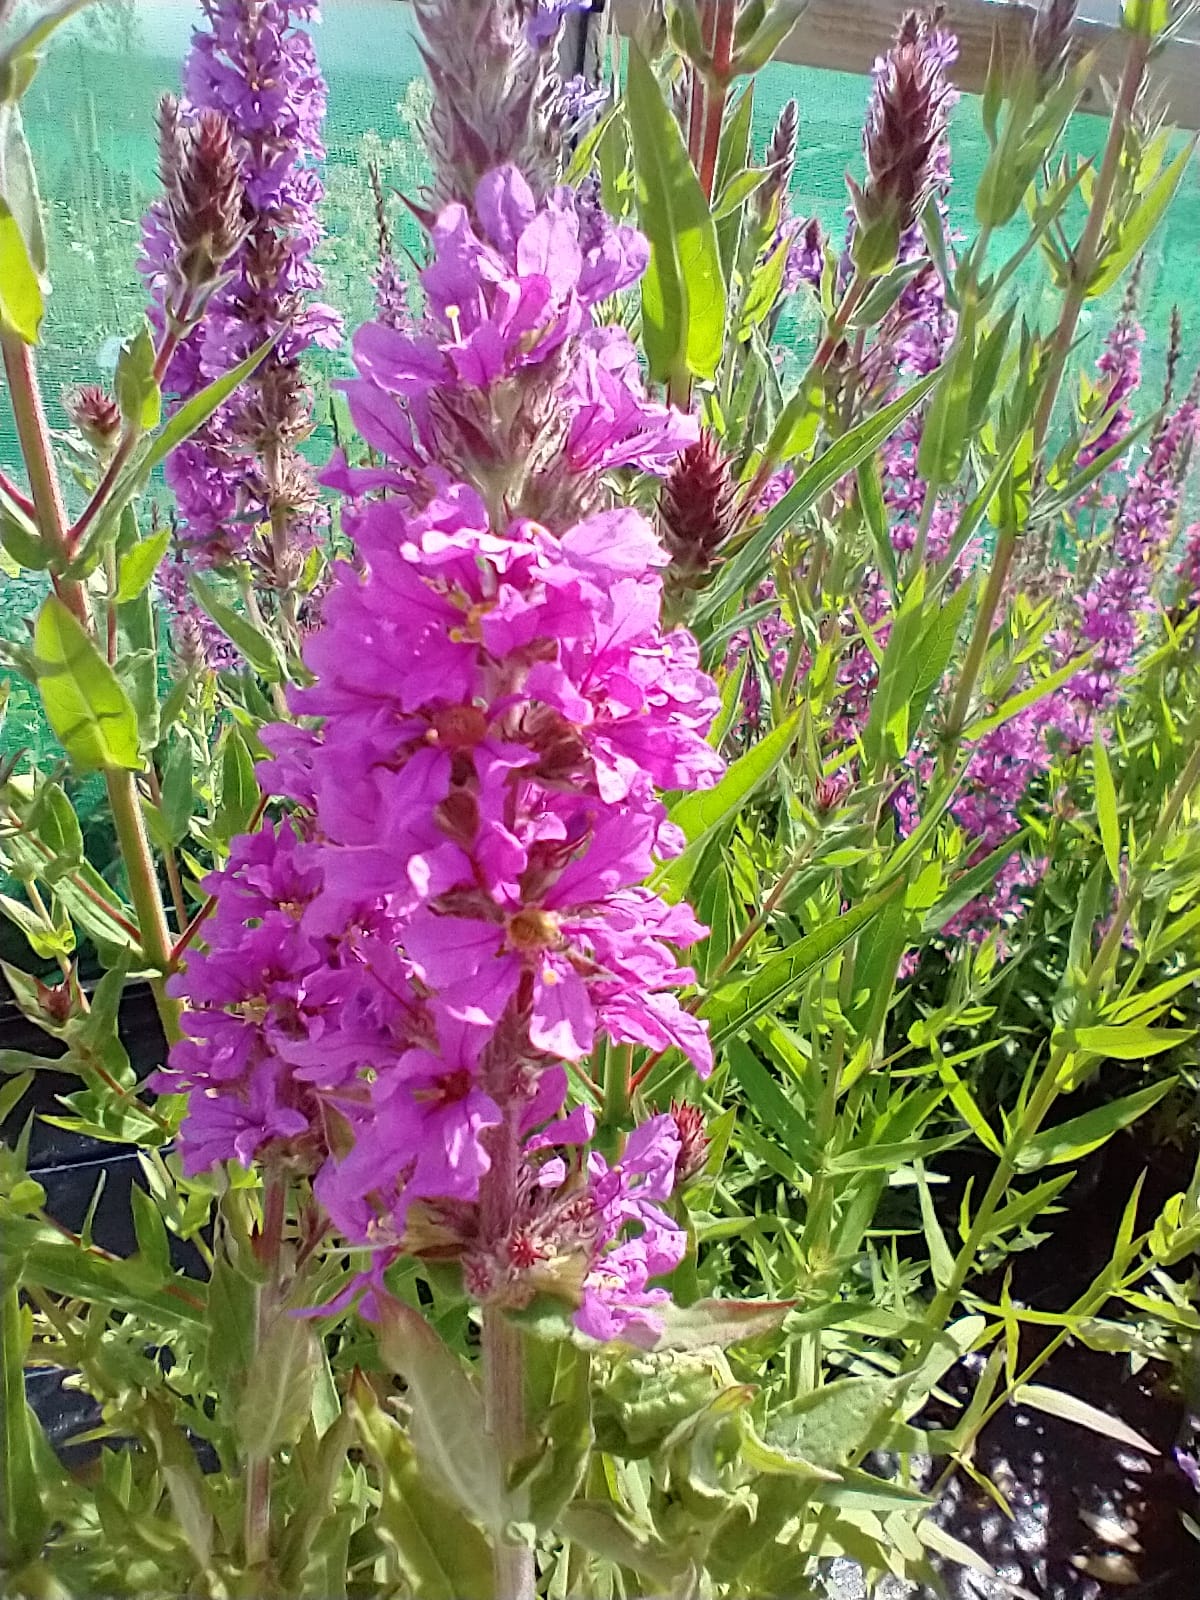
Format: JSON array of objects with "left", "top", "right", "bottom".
[{"left": 3, "top": 0, "right": 1199, "bottom": 773}]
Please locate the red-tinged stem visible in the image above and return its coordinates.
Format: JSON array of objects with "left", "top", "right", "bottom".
[
  {"left": 0, "top": 465, "right": 36, "bottom": 519},
  {"left": 68, "top": 319, "right": 187, "bottom": 552},
  {"left": 697, "top": 1, "right": 736, "bottom": 203},
  {"left": 1, "top": 333, "right": 89, "bottom": 626}
]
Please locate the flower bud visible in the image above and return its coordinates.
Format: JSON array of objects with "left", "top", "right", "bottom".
[
  {"left": 64, "top": 384, "right": 122, "bottom": 455},
  {"left": 850, "top": 9, "right": 953, "bottom": 275},
  {"left": 659, "top": 430, "right": 737, "bottom": 585},
  {"left": 1031, "top": 0, "right": 1078, "bottom": 92},
  {"left": 815, "top": 774, "right": 850, "bottom": 815},
  {"left": 670, "top": 1102, "right": 710, "bottom": 1188},
  {"left": 757, "top": 98, "right": 799, "bottom": 225},
  {"left": 166, "top": 107, "right": 245, "bottom": 291}
]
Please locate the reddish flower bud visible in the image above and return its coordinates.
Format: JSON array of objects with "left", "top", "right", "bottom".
[
  {"left": 851, "top": 9, "right": 953, "bottom": 272},
  {"left": 815, "top": 774, "right": 850, "bottom": 815},
  {"left": 1031, "top": 0, "right": 1078, "bottom": 92},
  {"left": 659, "top": 431, "right": 738, "bottom": 584},
  {"left": 165, "top": 107, "right": 245, "bottom": 290},
  {"left": 671, "top": 1102, "right": 710, "bottom": 1187},
  {"left": 64, "top": 384, "right": 122, "bottom": 454}
]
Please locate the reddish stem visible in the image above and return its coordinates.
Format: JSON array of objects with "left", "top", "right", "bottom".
[
  {"left": 697, "top": 1, "right": 736, "bottom": 202},
  {"left": 0, "top": 466, "right": 36, "bottom": 519}
]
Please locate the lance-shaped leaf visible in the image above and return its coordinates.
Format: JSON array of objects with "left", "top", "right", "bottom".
[
  {"left": 0, "top": 195, "right": 41, "bottom": 342},
  {"left": 376, "top": 1293, "right": 509, "bottom": 1534},
  {"left": 641, "top": 1296, "right": 795, "bottom": 1353},
  {"left": 1, "top": 1284, "right": 45, "bottom": 1568},
  {"left": 626, "top": 44, "right": 725, "bottom": 384},
  {"left": 34, "top": 596, "right": 142, "bottom": 771},
  {"left": 350, "top": 1373, "right": 496, "bottom": 1600},
  {"left": 704, "top": 886, "right": 901, "bottom": 1049},
  {"left": 1015, "top": 1079, "right": 1173, "bottom": 1171}
]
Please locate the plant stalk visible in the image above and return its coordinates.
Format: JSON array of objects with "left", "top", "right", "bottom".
[
  {"left": 244, "top": 1174, "right": 287, "bottom": 1573},
  {"left": 479, "top": 1106, "right": 534, "bottom": 1600}
]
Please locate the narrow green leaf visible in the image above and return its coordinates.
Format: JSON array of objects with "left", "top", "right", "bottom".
[
  {"left": 129, "top": 1183, "right": 170, "bottom": 1281},
  {"left": 34, "top": 595, "right": 141, "bottom": 771},
  {"left": 150, "top": 335, "right": 277, "bottom": 470},
  {"left": 657, "top": 711, "right": 799, "bottom": 901},
  {"left": 189, "top": 575, "right": 281, "bottom": 681},
  {"left": 704, "top": 887, "right": 900, "bottom": 1050},
  {"left": 114, "top": 323, "right": 161, "bottom": 432},
  {"left": 1, "top": 1284, "right": 44, "bottom": 1567},
  {"left": 236, "top": 1313, "right": 318, "bottom": 1459},
  {"left": 1073, "top": 1024, "right": 1194, "bottom": 1061},
  {"left": 700, "top": 371, "right": 941, "bottom": 626},
  {"left": 217, "top": 726, "right": 259, "bottom": 840},
  {"left": 626, "top": 44, "right": 725, "bottom": 382},
  {"left": 963, "top": 653, "right": 1090, "bottom": 741},
  {"left": 1088, "top": 138, "right": 1197, "bottom": 299},
  {"left": 1092, "top": 732, "right": 1121, "bottom": 884},
  {"left": 115, "top": 527, "right": 170, "bottom": 604},
  {"left": 376, "top": 1293, "right": 508, "bottom": 1534},
  {"left": 1013, "top": 1383, "right": 1158, "bottom": 1454},
  {"left": 1015, "top": 1080, "right": 1173, "bottom": 1171},
  {"left": 0, "top": 196, "right": 41, "bottom": 342}
]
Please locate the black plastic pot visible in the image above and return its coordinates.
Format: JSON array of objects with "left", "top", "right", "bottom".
[{"left": 2, "top": 981, "right": 208, "bottom": 1462}]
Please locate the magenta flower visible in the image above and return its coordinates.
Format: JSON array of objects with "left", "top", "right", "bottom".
[{"left": 340, "top": 167, "right": 694, "bottom": 506}]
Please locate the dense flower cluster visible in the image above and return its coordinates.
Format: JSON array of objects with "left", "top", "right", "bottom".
[
  {"left": 334, "top": 166, "right": 696, "bottom": 519},
  {"left": 141, "top": 0, "right": 341, "bottom": 650},
  {"left": 164, "top": 169, "right": 720, "bottom": 1343},
  {"left": 1060, "top": 379, "right": 1200, "bottom": 736}
]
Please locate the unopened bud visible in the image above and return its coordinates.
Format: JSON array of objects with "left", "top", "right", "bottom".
[
  {"left": 758, "top": 98, "right": 799, "bottom": 223},
  {"left": 1031, "top": 0, "right": 1078, "bottom": 91},
  {"left": 671, "top": 1102, "right": 710, "bottom": 1188},
  {"left": 166, "top": 108, "right": 245, "bottom": 290},
  {"left": 659, "top": 431, "right": 737, "bottom": 584},
  {"left": 64, "top": 384, "right": 122, "bottom": 455},
  {"left": 851, "top": 9, "right": 953, "bottom": 273},
  {"left": 815, "top": 774, "right": 850, "bottom": 815}
]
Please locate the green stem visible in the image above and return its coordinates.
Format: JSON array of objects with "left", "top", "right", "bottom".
[
  {"left": 244, "top": 1174, "right": 287, "bottom": 1573},
  {"left": 1031, "top": 31, "right": 1150, "bottom": 452},
  {"left": 106, "top": 769, "right": 181, "bottom": 1042},
  {"left": 479, "top": 1107, "right": 534, "bottom": 1600}
]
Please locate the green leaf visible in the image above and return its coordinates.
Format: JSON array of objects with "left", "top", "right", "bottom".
[
  {"left": 1013, "top": 1383, "right": 1158, "bottom": 1454},
  {"left": 26, "top": 780, "right": 84, "bottom": 882},
  {"left": 644, "top": 1296, "right": 794, "bottom": 1353},
  {"left": 376, "top": 1293, "right": 508, "bottom": 1534},
  {"left": 657, "top": 711, "right": 799, "bottom": 901},
  {"left": 922, "top": 831, "right": 1028, "bottom": 935},
  {"left": 704, "top": 887, "right": 900, "bottom": 1050},
  {"left": 626, "top": 44, "right": 725, "bottom": 383},
  {"left": 758, "top": 1376, "right": 901, "bottom": 1473},
  {"left": 1073, "top": 1024, "right": 1194, "bottom": 1061},
  {"left": 1015, "top": 1080, "right": 1173, "bottom": 1171},
  {"left": 962, "top": 652, "right": 1091, "bottom": 742},
  {"left": 236, "top": 1312, "right": 318, "bottom": 1459},
  {"left": 115, "top": 527, "right": 170, "bottom": 604},
  {"left": 524, "top": 1341, "right": 592, "bottom": 1531},
  {"left": 34, "top": 595, "right": 141, "bottom": 771},
  {"left": 129, "top": 1183, "right": 170, "bottom": 1281},
  {"left": 1, "top": 1216, "right": 205, "bottom": 1329},
  {"left": 149, "top": 335, "right": 277, "bottom": 471},
  {"left": 189, "top": 575, "right": 281, "bottom": 681},
  {"left": 560, "top": 1501, "right": 688, "bottom": 1587},
  {"left": 0, "top": 502, "right": 46, "bottom": 570},
  {"left": 1092, "top": 732, "right": 1121, "bottom": 884},
  {"left": 1, "top": 1284, "right": 44, "bottom": 1568},
  {"left": 159, "top": 738, "right": 195, "bottom": 847},
  {"left": 737, "top": 235, "right": 789, "bottom": 338},
  {"left": 700, "top": 370, "right": 941, "bottom": 626},
  {"left": 114, "top": 323, "right": 161, "bottom": 432},
  {"left": 217, "top": 726, "right": 259, "bottom": 840},
  {"left": 0, "top": 195, "right": 41, "bottom": 341},
  {"left": 350, "top": 1374, "right": 496, "bottom": 1600},
  {"left": 1088, "top": 137, "right": 1196, "bottom": 298},
  {"left": 0, "top": 0, "right": 96, "bottom": 93}
]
